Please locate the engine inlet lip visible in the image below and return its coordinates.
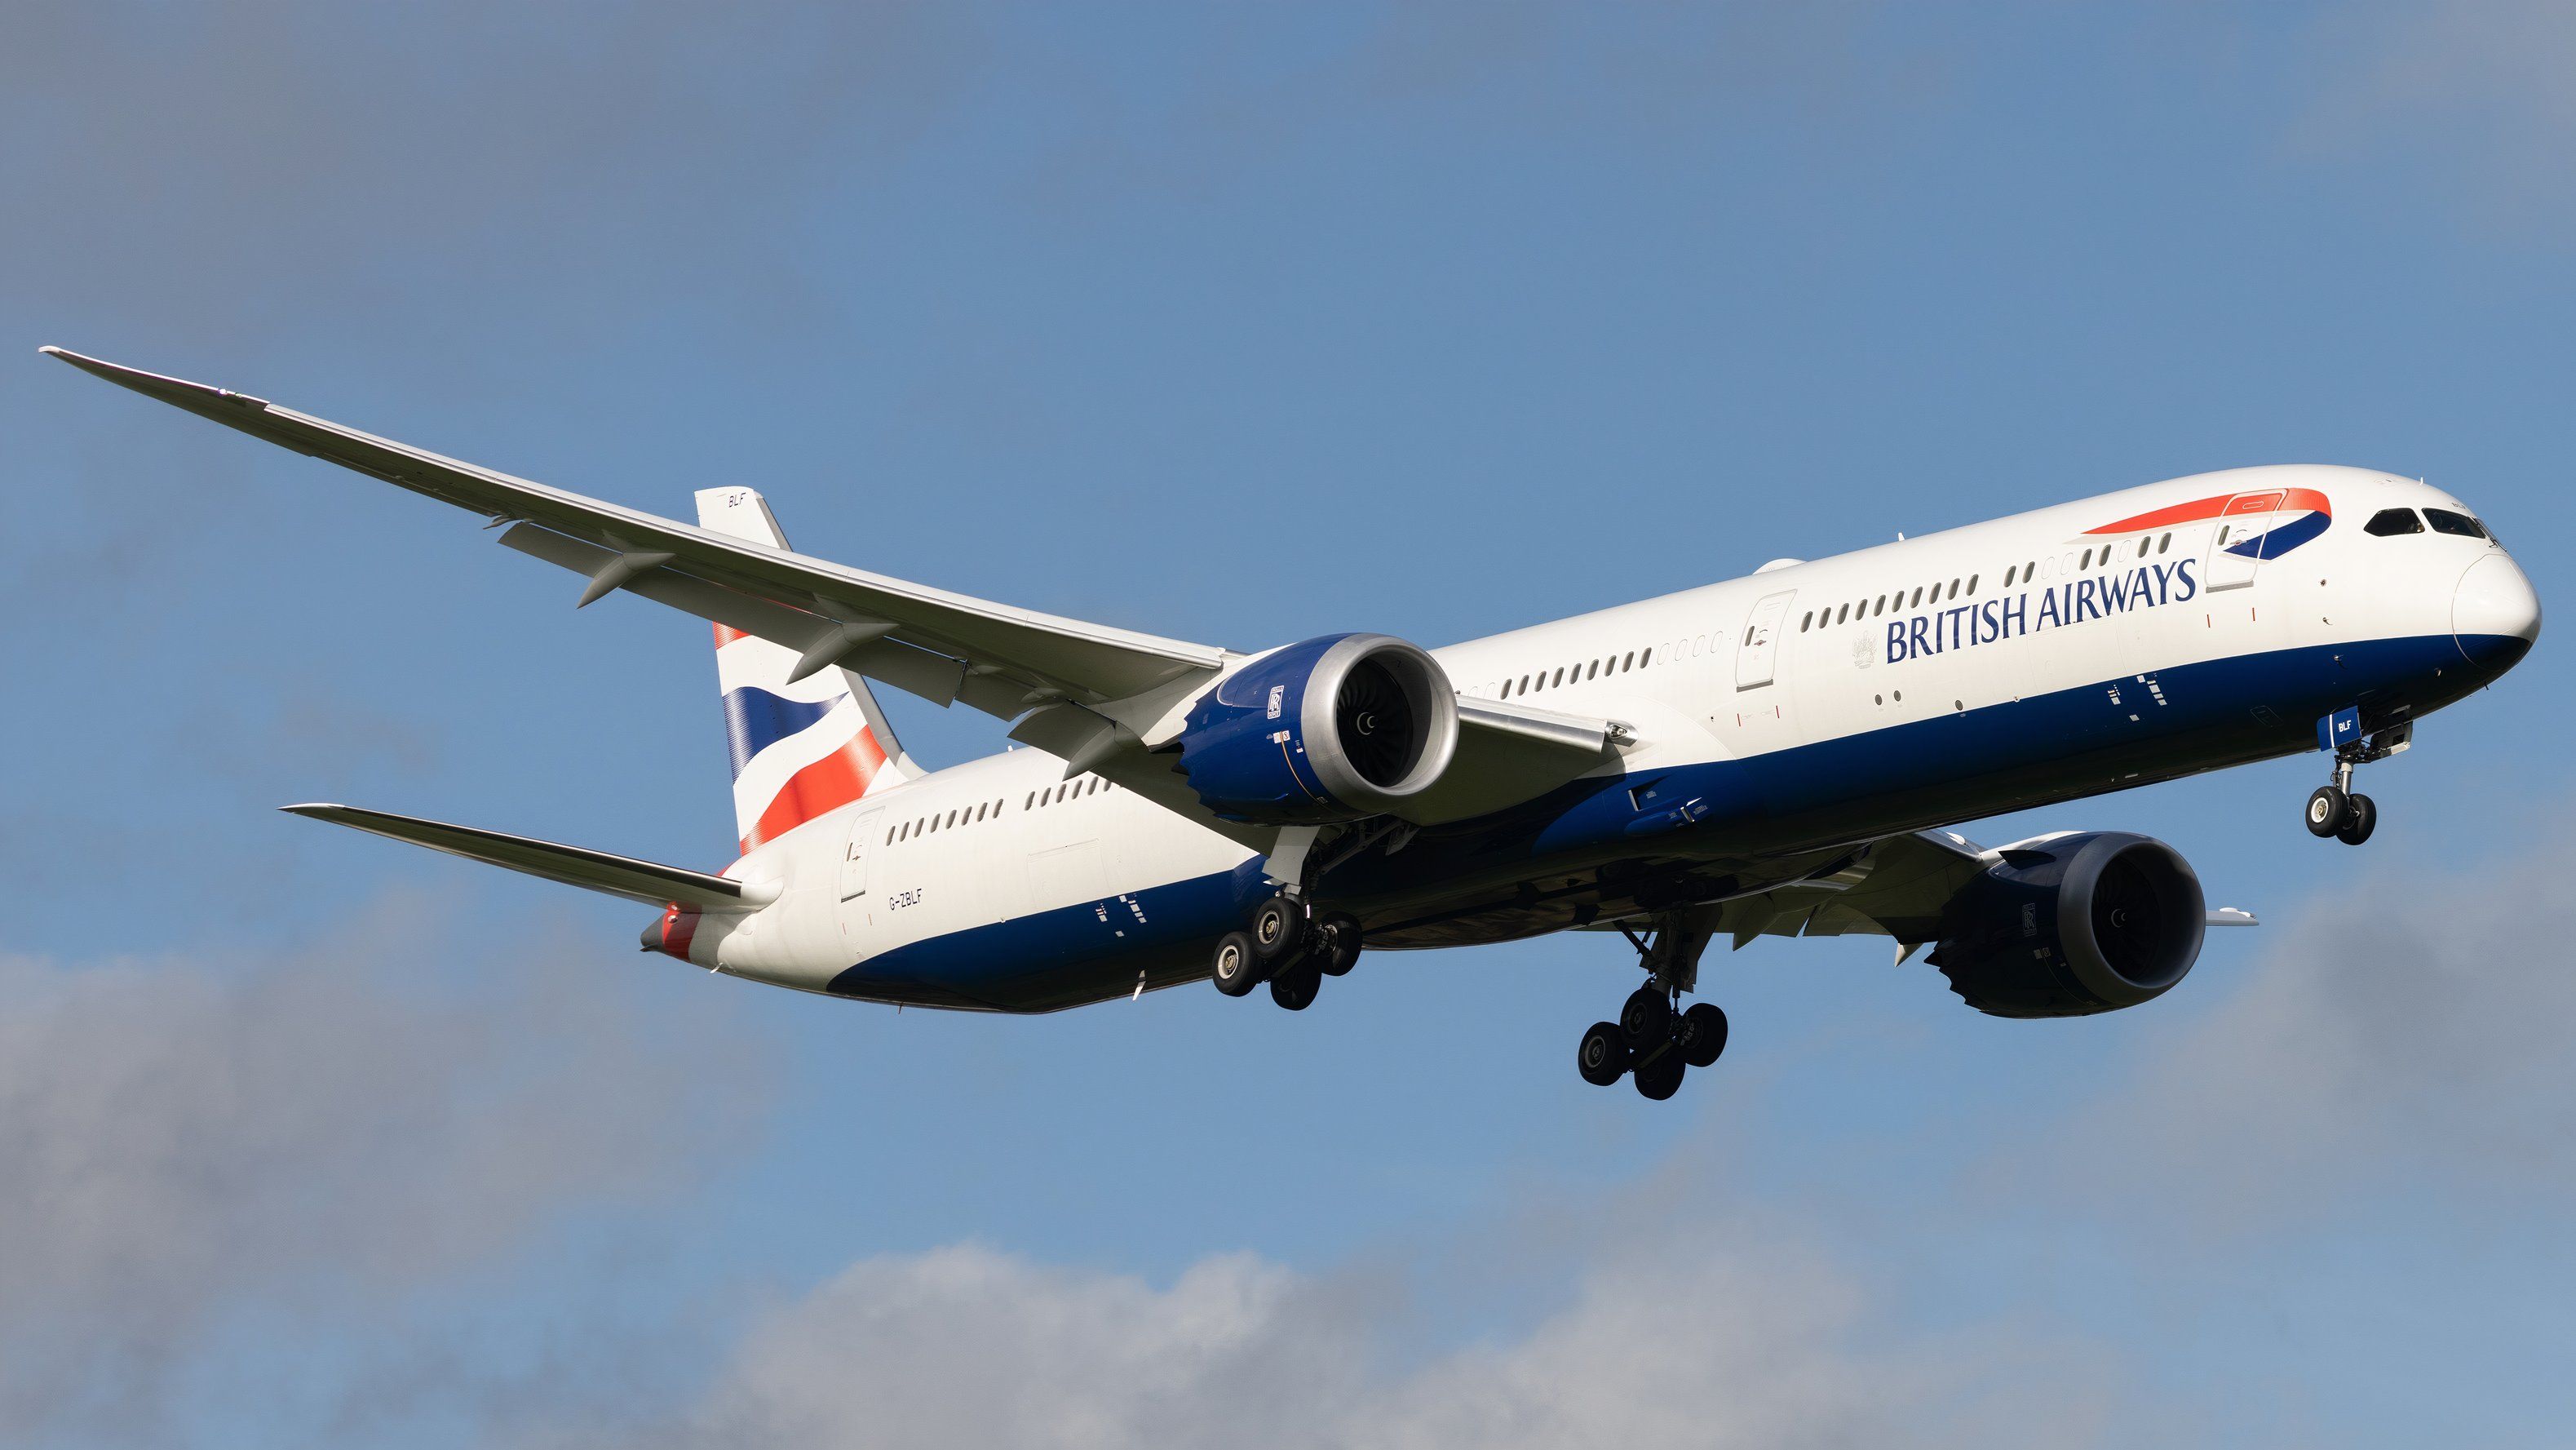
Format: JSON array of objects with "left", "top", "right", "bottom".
[
  {"left": 1297, "top": 633, "right": 1458, "bottom": 813},
  {"left": 2053, "top": 834, "right": 2205, "bottom": 1005}
]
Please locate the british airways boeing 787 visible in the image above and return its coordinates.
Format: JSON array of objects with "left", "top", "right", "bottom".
[{"left": 48, "top": 346, "right": 2540, "bottom": 1099}]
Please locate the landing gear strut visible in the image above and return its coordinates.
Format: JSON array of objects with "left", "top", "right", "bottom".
[
  {"left": 2306, "top": 715, "right": 2407, "bottom": 847},
  {"left": 1577, "top": 911, "right": 1728, "bottom": 1099},
  {"left": 1207, "top": 893, "right": 1363, "bottom": 1009}
]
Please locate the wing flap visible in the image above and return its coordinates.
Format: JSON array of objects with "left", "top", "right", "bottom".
[{"left": 283, "top": 803, "right": 768, "bottom": 911}]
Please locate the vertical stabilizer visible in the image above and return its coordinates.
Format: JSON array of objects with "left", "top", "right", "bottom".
[{"left": 697, "top": 487, "right": 919, "bottom": 852}]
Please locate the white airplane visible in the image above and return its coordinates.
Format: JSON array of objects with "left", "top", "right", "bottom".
[{"left": 48, "top": 347, "right": 2541, "bottom": 1099}]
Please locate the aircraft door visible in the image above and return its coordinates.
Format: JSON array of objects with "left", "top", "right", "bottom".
[
  {"left": 2203, "top": 490, "right": 2285, "bottom": 592},
  {"left": 837, "top": 808, "right": 882, "bottom": 944},
  {"left": 1735, "top": 589, "right": 1797, "bottom": 690}
]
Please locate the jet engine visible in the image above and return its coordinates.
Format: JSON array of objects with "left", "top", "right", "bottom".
[
  {"left": 1177, "top": 633, "right": 1458, "bottom": 824},
  {"left": 1927, "top": 831, "right": 2206, "bottom": 1018}
]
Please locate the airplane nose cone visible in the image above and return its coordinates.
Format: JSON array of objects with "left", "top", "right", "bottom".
[{"left": 2453, "top": 552, "right": 2540, "bottom": 672}]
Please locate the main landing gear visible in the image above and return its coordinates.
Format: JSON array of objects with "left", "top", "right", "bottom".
[
  {"left": 2304, "top": 716, "right": 2410, "bottom": 847},
  {"left": 1578, "top": 912, "right": 1727, "bottom": 1100},
  {"left": 1210, "top": 894, "right": 1361, "bottom": 1010}
]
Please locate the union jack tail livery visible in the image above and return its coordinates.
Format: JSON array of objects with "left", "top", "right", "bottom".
[{"left": 697, "top": 487, "right": 918, "bottom": 853}]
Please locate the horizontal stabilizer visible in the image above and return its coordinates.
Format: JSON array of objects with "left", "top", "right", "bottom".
[{"left": 281, "top": 804, "right": 772, "bottom": 911}]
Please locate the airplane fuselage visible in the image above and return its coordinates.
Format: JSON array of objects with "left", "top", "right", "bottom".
[{"left": 685, "top": 464, "right": 2536, "bottom": 1011}]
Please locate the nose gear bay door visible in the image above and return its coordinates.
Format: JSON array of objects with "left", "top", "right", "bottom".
[
  {"left": 2203, "top": 490, "right": 2285, "bottom": 592},
  {"left": 1735, "top": 590, "right": 1796, "bottom": 690}
]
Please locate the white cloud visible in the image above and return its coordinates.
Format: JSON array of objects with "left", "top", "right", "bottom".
[
  {"left": 0, "top": 893, "right": 770, "bottom": 1444},
  {"left": 621, "top": 1222, "right": 2105, "bottom": 1450}
]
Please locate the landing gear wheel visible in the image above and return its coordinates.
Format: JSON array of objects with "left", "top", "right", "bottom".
[
  {"left": 1577, "top": 1022, "right": 1629, "bottom": 1086},
  {"left": 1268, "top": 962, "right": 1322, "bottom": 1011},
  {"left": 1211, "top": 930, "right": 1264, "bottom": 997},
  {"left": 1633, "top": 1049, "right": 1687, "bottom": 1101},
  {"left": 2335, "top": 792, "right": 2378, "bottom": 846},
  {"left": 1618, "top": 987, "right": 1674, "bottom": 1049},
  {"left": 1314, "top": 913, "right": 1363, "bottom": 976},
  {"left": 1250, "top": 895, "right": 1303, "bottom": 961},
  {"left": 1677, "top": 1003, "right": 1728, "bottom": 1068},
  {"left": 2304, "top": 785, "right": 2349, "bottom": 837}
]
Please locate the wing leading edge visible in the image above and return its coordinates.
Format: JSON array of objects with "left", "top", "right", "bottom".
[{"left": 40, "top": 348, "right": 1228, "bottom": 716}]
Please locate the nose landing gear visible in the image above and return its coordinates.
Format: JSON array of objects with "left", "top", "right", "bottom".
[
  {"left": 2306, "top": 713, "right": 2408, "bottom": 847},
  {"left": 1577, "top": 912, "right": 1727, "bottom": 1100}
]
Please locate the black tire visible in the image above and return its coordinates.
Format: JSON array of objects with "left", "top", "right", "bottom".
[
  {"left": 1633, "top": 1049, "right": 1687, "bottom": 1101},
  {"left": 2335, "top": 792, "right": 2378, "bottom": 846},
  {"left": 1250, "top": 895, "right": 1303, "bottom": 961},
  {"left": 1619, "top": 987, "right": 1674, "bottom": 1049},
  {"left": 1678, "top": 1003, "right": 1728, "bottom": 1068},
  {"left": 2304, "top": 785, "right": 2348, "bottom": 837},
  {"left": 1269, "top": 962, "right": 1321, "bottom": 1011},
  {"left": 1315, "top": 913, "right": 1363, "bottom": 976},
  {"left": 1211, "top": 930, "right": 1264, "bottom": 996},
  {"left": 1577, "top": 1022, "right": 1628, "bottom": 1086}
]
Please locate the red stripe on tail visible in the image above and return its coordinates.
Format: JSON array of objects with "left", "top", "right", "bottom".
[{"left": 740, "top": 730, "right": 891, "bottom": 852}]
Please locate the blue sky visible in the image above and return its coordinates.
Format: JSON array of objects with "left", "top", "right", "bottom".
[{"left": 5, "top": 3, "right": 2573, "bottom": 1445}]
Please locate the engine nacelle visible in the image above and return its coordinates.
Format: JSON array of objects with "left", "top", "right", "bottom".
[
  {"left": 1928, "top": 831, "right": 2206, "bottom": 1018},
  {"left": 1177, "top": 633, "right": 1459, "bottom": 824}
]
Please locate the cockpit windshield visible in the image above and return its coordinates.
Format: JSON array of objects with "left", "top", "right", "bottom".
[{"left": 2425, "top": 508, "right": 2489, "bottom": 540}]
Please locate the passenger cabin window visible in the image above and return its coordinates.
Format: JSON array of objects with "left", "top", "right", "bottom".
[
  {"left": 2424, "top": 508, "right": 2486, "bottom": 539},
  {"left": 2365, "top": 508, "right": 2424, "bottom": 537}
]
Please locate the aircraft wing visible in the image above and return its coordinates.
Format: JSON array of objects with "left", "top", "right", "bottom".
[
  {"left": 42, "top": 348, "right": 1228, "bottom": 718},
  {"left": 52, "top": 347, "right": 1643, "bottom": 854}
]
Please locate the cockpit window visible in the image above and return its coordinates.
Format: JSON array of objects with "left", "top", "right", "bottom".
[
  {"left": 2364, "top": 508, "right": 2424, "bottom": 537},
  {"left": 2424, "top": 508, "right": 2487, "bottom": 539}
]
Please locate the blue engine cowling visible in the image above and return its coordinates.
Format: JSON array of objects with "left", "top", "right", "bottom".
[
  {"left": 1177, "top": 633, "right": 1459, "bottom": 824},
  {"left": 1927, "top": 831, "right": 2206, "bottom": 1018}
]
